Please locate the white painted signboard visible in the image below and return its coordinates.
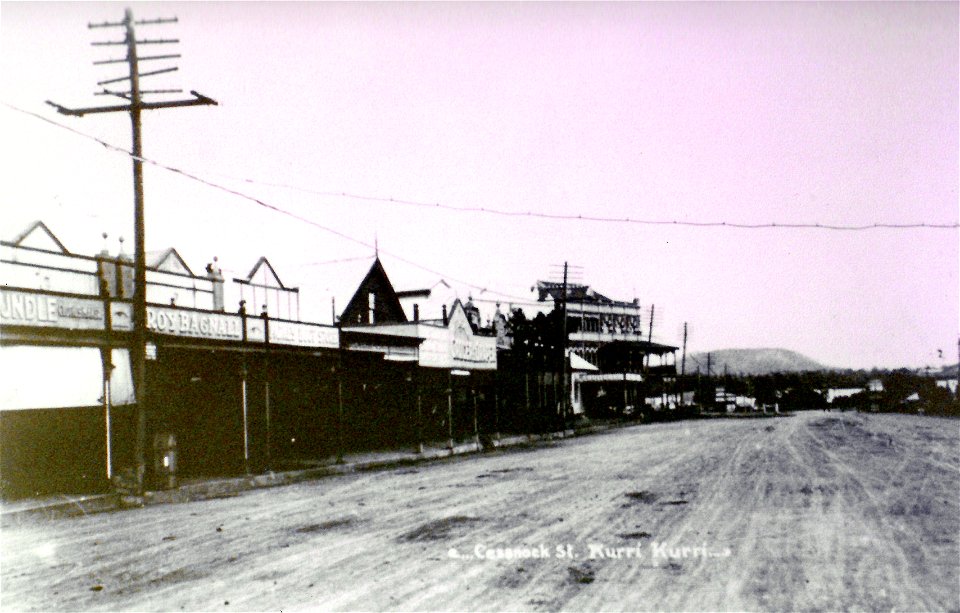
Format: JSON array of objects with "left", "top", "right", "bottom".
[
  {"left": 269, "top": 320, "right": 339, "bottom": 349},
  {"left": 145, "top": 306, "right": 243, "bottom": 341},
  {"left": 0, "top": 289, "right": 105, "bottom": 330}
]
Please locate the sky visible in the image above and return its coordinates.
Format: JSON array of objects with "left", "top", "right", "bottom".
[{"left": 1, "top": 1, "right": 957, "bottom": 370}]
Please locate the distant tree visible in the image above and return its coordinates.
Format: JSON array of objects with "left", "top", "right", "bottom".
[
  {"left": 779, "top": 373, "right": 827, "bottom": 411},
  {"left": 922, "top": 385, "right": 956, "bottom": 415},
  {"left": 881, "top": 369, "right": 924, "bottom": 411},
  {"left": 503, "top": 307, "right": 567, "bottom": 431},
  {"left": 753, "top": 376, "right": 778, "bottom": 406}
]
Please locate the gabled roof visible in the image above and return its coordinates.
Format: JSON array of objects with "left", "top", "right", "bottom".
[
  {"left": 9, "top": 220, "right": 69, "bottom": 254},
  {"left": 237, "top": 256, "right": 287, "bottom": 289},
  {"left": 146, "top": 248, "right": 193, "bottom": 275},
  {"left": 340, "top": 257, "right": 407, "bottom": 325},
  {"left": 446, "top": 298, "right": 468, "bottom": 327},
  {"left": 302, "top": 255, "right": 378, "bottom": 325},
  {"left": 537, "top": 280, "right": 629, "bottom": 306}
]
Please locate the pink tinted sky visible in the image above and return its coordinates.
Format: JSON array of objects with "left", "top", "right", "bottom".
[{"left": 1, "top": 1, "right": 957, "bottom": 370}]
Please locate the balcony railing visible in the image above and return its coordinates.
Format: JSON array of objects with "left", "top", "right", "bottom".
[{"left": 569, "top": 330, "right": 648, "bottom": 343}]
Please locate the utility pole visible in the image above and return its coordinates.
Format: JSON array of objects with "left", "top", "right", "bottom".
[
  {"left": 681, "top": 322, "right": 688, "bottom": 377},
  {"left": 549, "top": 262, "right": 579, "bottom": 432},
  {"left": 560, "top": 261, "right": 569, "bottom": 431},
  {"left": 48, "top": 8, "right": 216, "bottom": 495},
  {"left": 706, "top": 352, "right": 712, "bottom": 410},
  {"left": 646, "top": 304, "right": 655, "bottom": 371}
]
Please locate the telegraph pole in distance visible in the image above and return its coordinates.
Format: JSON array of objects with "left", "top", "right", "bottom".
[
  {"left": 48, "top": 8, "right": 217, "bottom": 495},
  {"left": 560, "top": 261, "right": 569, "bottom": 431},
  {"left": 550, "top": 262, "right": 580, "bottom": 432},
  {"left": 681, "top": 322, "right": 688, "bottom": 377},
  {"left": 645, "top": 304, "right": 655, "bottom": 371}
]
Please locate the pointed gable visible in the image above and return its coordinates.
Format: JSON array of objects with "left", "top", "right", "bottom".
[
  {"left": 230, "top": 256, "right": 300, "bottom": 320},
  {"left": 244, "top": 256, "right": 285, "bottom": 289},
  {"left": 341, "top": 258, "right": 407, "bottom": 326},
  {"left": 10, "top": 221, "right": 69, "bottom": 254},
  {"left": 447, "top": 298, "right": 469, "bottom": 327},
  {"left": 147, "top": 248, "right": 193, "bottom": 275}
]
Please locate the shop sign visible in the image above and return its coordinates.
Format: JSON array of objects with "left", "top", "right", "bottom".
[
  {"left": 146, "top": 306, "right": 243, "bottom": 340},
  {"left": 412, "top": 309, "right": 496, "bottom": 370},
  {"left": 451, "top": 321, "right": 496, "bottom": 365},
  {"left": 111, "top": 303, "right": 133, "bottom": 331},
  {"left": 245, "top": 318, "right": 266, "bottom": 343},
  {"left": 0, "top": 289, "right": 105, "bottom": 330},
  {"left": 269, "top": 320, "right": 339, "bottom": 349}
]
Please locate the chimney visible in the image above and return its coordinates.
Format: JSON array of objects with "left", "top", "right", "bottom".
[
  {"left": 206, "top": 256, "right": 225, "bottom": 311},
  {"left": 442, "top": 304, "right": 448, "bottom": 325},
  {"left": 117, "top": 236, "right": 134, "bottom": 299},
  {"left": 96, "top": 232, "right": 117, "bottom": 297},
  {"left": 413, "top": 303, "right": 419, "bottom": 322}
]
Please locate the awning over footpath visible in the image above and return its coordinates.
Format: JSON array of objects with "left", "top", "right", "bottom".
[
  {"left": 0, "top": 346, "right": 134, "bottom": 411},
  {"left": 569, "top": 351, "right": 599, "bottom": 372},
  {"left": 600, "top": 339, "right": 679, "bottom": 355}
]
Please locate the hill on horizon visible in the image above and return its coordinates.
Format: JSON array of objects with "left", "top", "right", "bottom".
[{"left": 685, "top": 348, "right": 828, "bottom": 376}]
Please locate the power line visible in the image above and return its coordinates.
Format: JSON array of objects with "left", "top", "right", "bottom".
[
  {"left": 210, "top": 175, "right": 960, "bottom": 232},
  {"left": 5, "top": 101, "right": 958, "bottom": 233},
  {"left": 2, "top": 102, "right": 534, "bottom": 302},
  {"left": 291, "top": 255, "right": 376, "bottom": 267}
]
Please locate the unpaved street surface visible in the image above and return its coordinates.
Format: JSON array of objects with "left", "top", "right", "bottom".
[{"left": 2, "top": 411, "right": 958, "bottom": 612}]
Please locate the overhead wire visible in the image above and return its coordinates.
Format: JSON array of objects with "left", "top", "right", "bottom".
[
  {"left": 5, "top": 102, "right": 958, "bottom": 232},
  {"left": 2, "top": 101, "right": 534, "bottom": 302},
  {"left": 292, "top": 255, "right": 377, "bottom": 268},
  {"left": 212, "top": 174, "right": 959, "bottom": 231},
  {"left": 10, "top": 99, "right": 959, "bottom": 318},
  {"left": 6, "top": 99, "right": 960, "bottom": 317}
]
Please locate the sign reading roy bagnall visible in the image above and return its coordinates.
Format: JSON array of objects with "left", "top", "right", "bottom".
[
  {"left": 145, "top": 307, "right": 339, "bottom": 347},
  {"left": 145, "top": 305, "right": 243, "bottom": 340},
  {"left": 2, "top": 290, "right": 339, "bottom": 348}
]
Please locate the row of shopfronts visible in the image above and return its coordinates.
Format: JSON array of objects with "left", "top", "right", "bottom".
[
  {"left": 1, "top": 221, "right": 677, "bottom": 499},
  {"left": 1, "top": 222, "right": 504, "bottom": 497}
]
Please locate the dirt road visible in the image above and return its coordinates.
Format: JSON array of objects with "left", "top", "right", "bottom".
[{"left": 2, "top": 411, "right": 958, "bottom": 611}]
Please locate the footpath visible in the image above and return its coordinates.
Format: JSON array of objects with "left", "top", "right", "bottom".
[{"left": 0, "top": 423, "right": 619, "bottom": 523}]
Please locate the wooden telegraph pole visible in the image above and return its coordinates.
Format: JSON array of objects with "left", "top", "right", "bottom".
[
  {"left": 48, "top": 8, "right": 216, "bottom": 495},
  {"left": 680, "top": 322, "right": 688, "bottom": 407},
  {"left": 560, "top": 261, "right": 569, "bottom": 431},
  {"left": 549, "top": 262, "right": 579, "bottom": 433},
  {"left": 645, "top": 304, "right": 655, "bottom": 371},
  {"left": 681, "top": 322, "right": 688, "bottom": 376}
]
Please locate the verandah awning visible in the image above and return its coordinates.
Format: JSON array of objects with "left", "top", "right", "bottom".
[{"left": 568, "top": 351, "right": 599, "bottom": 372}]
